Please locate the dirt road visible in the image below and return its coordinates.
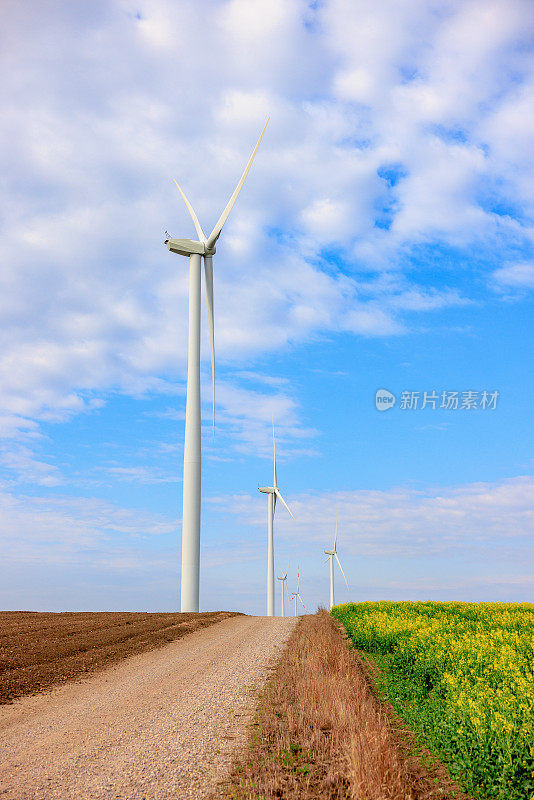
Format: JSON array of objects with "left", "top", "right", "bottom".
[{"left": 0, "top": 615, "right": 297, "bottom": 799}]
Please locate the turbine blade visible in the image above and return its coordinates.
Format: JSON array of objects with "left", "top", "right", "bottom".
[
  {"left": 206, "top": 118, "right": 269, "bottom": 250},
  {"left": 335, "top": 552, "right": 349, "bottom": 588},
  {"left": 323, "top": 556, "right": 330, "bottom": 565},
  {"left": 272, "top": 417, "right": 277, "bottom": 488},
  {"left": 204, "top": 255, "right": 215, "bottom": 441},
  {"left": 273, "top": 490, "right": 277, "bottom": 516},
  {"left": 298, "top": 594, "right": 305, "bottom": 608},
  {"left": 173, "top": 179, "right": 207, "bottom": 243},
  {"left": 334, "top": 508, "right": 338, "bottom": 551},
  {"left": 274, "top": 488, "right": 294, "bottom": 519}
]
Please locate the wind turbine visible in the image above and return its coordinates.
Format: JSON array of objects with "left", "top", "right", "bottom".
[
  {"left": 258, "top": 422, "right": 294, "bottom": 616},
  {"left": 291, "top": 569, "right": 305, "bottom": 617},
  {"left": 277, "top": 561, "right": 290, "bottom": 617},
  {"left": 324, "top": 511, "right": 348, "bottom": 609},
  {"left": 165, "top": 120, "right": 269, "bottom": 612}
]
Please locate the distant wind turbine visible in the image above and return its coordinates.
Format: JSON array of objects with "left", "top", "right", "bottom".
[
  {"left": 291, "top": 569, "right": 305, "bottom": 617},
  {"left": 165, "top": 120, "right": 269, "bottom": 612},
  {"left": 259, "top": 421, "right": 294, "bottom": 616},
  {"left": 277, "top": 561, "right": 290, "bottom": 617},
  {"left": 324, "top": 511, "right": 348, "bottom": 609}
]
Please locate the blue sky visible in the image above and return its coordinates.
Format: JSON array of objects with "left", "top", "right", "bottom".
[{"left": 0, "top": 0, "right": 533, "bottom": 613}]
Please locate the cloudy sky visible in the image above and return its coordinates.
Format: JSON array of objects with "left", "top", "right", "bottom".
[{"left": 1, "top": 0, "right": 533, "bottom": 613}]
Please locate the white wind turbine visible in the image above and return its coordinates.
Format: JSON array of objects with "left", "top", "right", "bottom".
[
  {"left": 258, "top": 422, "right": 294, "bottom": 616},
  {"left": 291, "top": 569, "right": 305, "bottom": 617},
  {"left": 324, "top": 511, "right": 348, "bottom": 610},
  {"left": 277, "top": 561, "right": 290, "bottom": 617},
  {"left": 165, "top": 120, "right": 269, "bottom": 612}
]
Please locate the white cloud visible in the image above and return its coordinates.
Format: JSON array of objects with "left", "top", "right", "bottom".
[
  {"left": 492, "top": 261, "right": 534, "bottom": 289},
  {"left": 386, "top": 288, "right": 471, "bottom": 311},
  {"left": 104, "top": 465, "right": 179, "bottom": 484},
  {"left": 301, "top": 198, "right": 352, "bottom": 241},
  {"left": 342, "top": 305, "right": 405, "bottom": 336},
  {"left": 202, "top": 376, "right": 316, "bottom": 458},
  {"left": 0, "top": 443, "right": 63, "bottom": 487},
  {"left": 391, "top": 138, "right": 489, "bottom": 242},
  {"left": 334, "top": 67, "right": 376, "bottom": 105},
  {"left": 214, "top": 475, "right": 534, "bottom": 557},
  {"left": 0, "top": 490, "right": 176, "bottom": 567}
]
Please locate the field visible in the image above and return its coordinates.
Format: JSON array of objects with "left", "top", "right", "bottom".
[
  {"left": 332, "top": 601, "right": 534, "bottom": 800},
  {"left": 0, "top": 610, "right": 241, "bottom": 704}
]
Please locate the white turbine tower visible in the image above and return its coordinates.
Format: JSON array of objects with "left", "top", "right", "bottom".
[
  {"left": 324, "top": 512, "right": 348, "bottom": 610},
  {"left": 277, "top": 561, "right": 290, "bottom": 617},
  {"left": 258, "top": 422, "right": 294, "bottom": 616},
  {"left": 291, "top": 569, "right": 305, "bottom": 617},
  {"left": 166, "top": 120, "right": 269, "bottom": 612}
]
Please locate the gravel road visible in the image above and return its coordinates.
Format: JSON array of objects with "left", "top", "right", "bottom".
[{"left": 0, "top": 615, "right": 297, "bottom": 799}]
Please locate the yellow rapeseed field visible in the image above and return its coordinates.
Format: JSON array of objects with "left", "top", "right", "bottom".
[{"left": 332, "top": 601, "right": 534, "bottom": 800}]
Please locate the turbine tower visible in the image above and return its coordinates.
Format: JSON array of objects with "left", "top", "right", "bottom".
[
  {"left": 291, "top": 569, "right": 305, "bottom": 617},
  {"left": 258, "top": 422, "right": 294, "bottom": 616},
  {"left": 324, "top": 511, "right": 348, "bottom": 609},
  {"left": 166, "top": 120, "right": 269, "bottom": 612},
  {"left": 277, "top": 561, "right": 290, "bottom": 617}
]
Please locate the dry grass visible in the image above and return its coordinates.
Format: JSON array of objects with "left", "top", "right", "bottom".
[{"left": 215, "top": 610, "right": 471, "bottom": 800}]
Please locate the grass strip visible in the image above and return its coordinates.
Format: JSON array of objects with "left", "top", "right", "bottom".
[{"left": 214, "top": 610, "right": 470, "bottom": 800}]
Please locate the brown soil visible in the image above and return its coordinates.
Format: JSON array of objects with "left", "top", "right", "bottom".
[
  {"left": 0, "top": 610, "right": 241, "bottom": 704},
  {"left": 215, "top": 610, "right": 472, "bottom": 800}
]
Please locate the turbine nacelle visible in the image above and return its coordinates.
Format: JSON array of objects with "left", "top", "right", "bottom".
[
  {"left": 258, "top": 486, "right": 275, "bottom": 494},
  {"left": 164, "top": 238, "right": 216, "bottom": 257},
  {"left": 277, "top": 560, "right": 290, "bottom": 582}
]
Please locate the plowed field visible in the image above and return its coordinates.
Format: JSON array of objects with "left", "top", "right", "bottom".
[{"left": 0, "top": 610, "right": 241, "bottom": 704}]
